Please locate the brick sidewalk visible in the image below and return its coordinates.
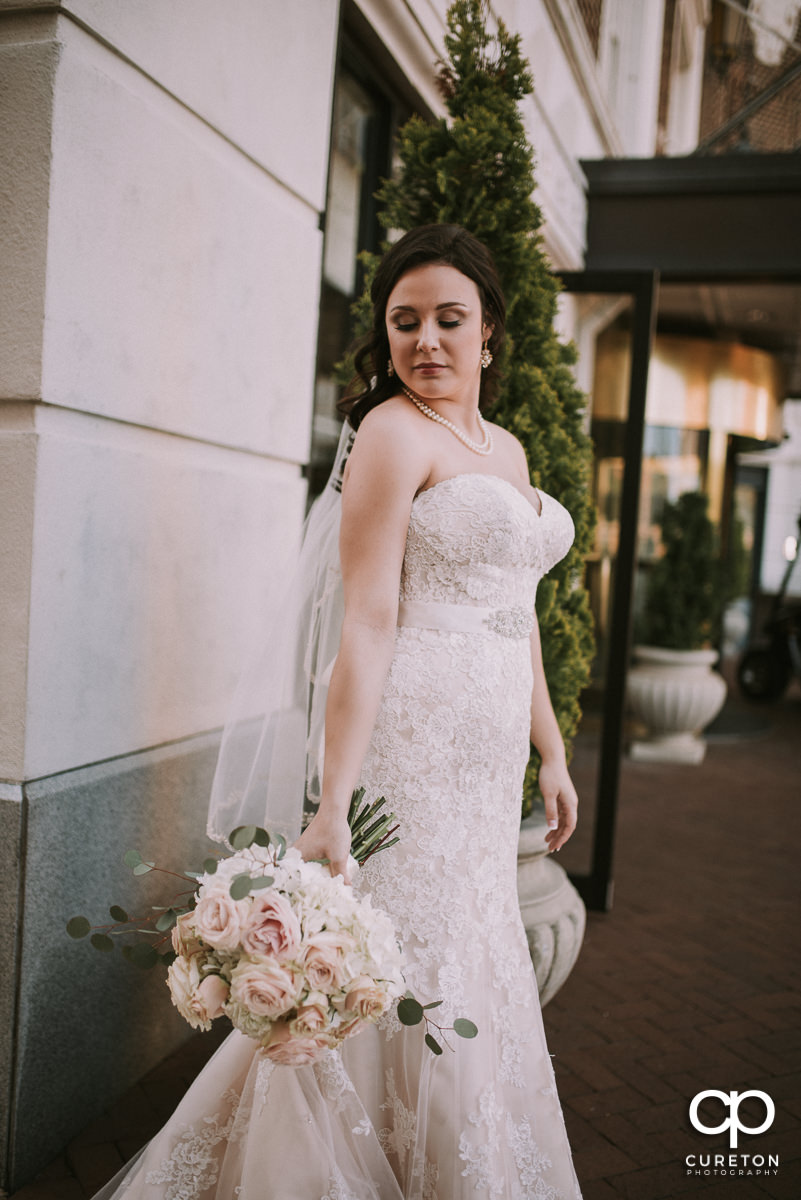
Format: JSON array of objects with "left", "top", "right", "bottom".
[
  {"left": 8, "top": 692, "right": 800, "bottom": 1199},
  {"left": 547, "top": 690, "right": 801, "bottom": 1200}
]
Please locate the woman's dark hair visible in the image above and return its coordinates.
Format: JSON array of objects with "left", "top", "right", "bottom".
[{"left": 339, "top": 224, "right": 506, "bottom": 429}]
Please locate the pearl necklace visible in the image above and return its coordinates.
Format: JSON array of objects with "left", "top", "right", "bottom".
[{"left": 401, "top": 386, "right": 493, "bottom": 456}]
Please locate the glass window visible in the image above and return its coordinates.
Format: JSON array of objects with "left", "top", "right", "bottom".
[{"left": 309, "top": 59, "right": 396, "bottom": 497}]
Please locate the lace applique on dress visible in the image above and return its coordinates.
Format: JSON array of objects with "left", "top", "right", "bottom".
[
  {"left": 144, "top": 1088, "right": 242, "bottom": 1200},
  {"left": 379, "top": 1068, "right": 417, "bottom": 1159},
  {"left": 314, "top": 1049, "right": 358, "bottom": 1111},
  {"left": 460, "top": 1085, "right": 567, "bottom": 1200},
  {"left": 252, "top": 1053, "right": 276, "bottom": 1117},
  {"left": 321, "top": 1165, "right": 359, "bottom": 1200}
]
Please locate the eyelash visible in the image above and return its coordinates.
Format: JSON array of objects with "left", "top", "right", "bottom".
[{"left": 393, "top": 320, "right": 462, "bottom": 332}]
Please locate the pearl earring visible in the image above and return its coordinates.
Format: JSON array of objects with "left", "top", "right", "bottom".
[{"left": 480, "top": 341, "right": 493, "bottom": 369}]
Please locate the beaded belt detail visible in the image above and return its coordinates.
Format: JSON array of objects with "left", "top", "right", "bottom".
[{"left": 397, "top": 599, "right": 534, "bottom": 640}]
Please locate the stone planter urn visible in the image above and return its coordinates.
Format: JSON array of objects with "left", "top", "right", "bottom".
[
  {"left": 517, "top": 814, "right": 586, "bottom": 1006},
  {"left": 627, "top": 645, "right": 727, "bottom": 764}
]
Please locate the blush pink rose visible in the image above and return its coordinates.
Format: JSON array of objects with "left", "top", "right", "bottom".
[
  {"left": 343, "top": 975, "right": 390, "bottom": 1022},
  {"left": 290, "top": 991, "right": 330, "bottom": 1038},
  {"left": 192, "top": 893, "right": 247, "bottom": 951},
  {"left": 195, "top": 974, "right": 230, "bottom": 1021},
  {"left": 167, "top": 961, "right": 229, "bottom": 1031},
  {"left": 229, "top": 958, "right": 300, "bottom": 1018},
  {"left": 240, "top": 892, "right": 301, "bottom": 960},
  {"left": 263, "top": 1020, "right": 335, "bottom": 1066},
  {"left": 171, "top": 911, "right": 203, "bottom": 957},
  {"left": 300, "top": 930, "right": 355, "bottom": 992}
]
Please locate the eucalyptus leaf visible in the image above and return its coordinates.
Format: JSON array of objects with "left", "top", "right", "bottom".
[
  {"left": 123, "top": 849, "right": 142, "bottom": 868},
  {"left": 66, "top": 916, "right": 91, "bottom": 940},
  {"left": 132, "top": 861, "right": 154, "bottom": 876},
  {"left": 453, "top": 1018, "right": 478, "bottom": 1039},
  {"left": 229, "top": 874, "right": 253, "bottom": 901},
  {"left": 155, "top": 909, "right": 178, "bottom": 932},
  {"left": 161, "top": 950, "right": 177, "bottom": 966},
  {"left": 273, "top": 834, "right": 287, "bottom": 861},
  {"left": 202, "top": 858, "right": 218, "bottom": 874},
  {"left": 129, "top": 943, "right": 159, "bottom": 969},
  {"left": 424, "top": 1032, "right": 443, "bottom": 1055},
  {"left": 249, "top": 876, "right": 275, "bottom": 890},
  {"left": 397, "top": 997, "right": 424, "bottom": 1026},
  {"left": 253, "top": 827, "right": 271, "bottom": 847},
  {"left": 423, "top": 1000, "right": 443, "bottom": 1010},
  {"left": 229, "top": 825, "right": 257, "bottom": 850},
  {"left": 109, "top": 905, "right": 128, "bottom": 923},
  {"left": 90, "top": 933, "right": 114, "bottom": 952}
]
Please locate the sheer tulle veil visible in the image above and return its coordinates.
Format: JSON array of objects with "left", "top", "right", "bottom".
[{"left": 206, "top": 420, "right": 355, "bottom": 846}]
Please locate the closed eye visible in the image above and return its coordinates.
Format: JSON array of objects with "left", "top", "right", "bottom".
[{"left": 393, "top": 319, "right": 462, "bottom": 331}]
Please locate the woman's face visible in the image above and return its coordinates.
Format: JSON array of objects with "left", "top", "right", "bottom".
[{"left": 385, "top": 263, "right": 491, "bottom": 406}]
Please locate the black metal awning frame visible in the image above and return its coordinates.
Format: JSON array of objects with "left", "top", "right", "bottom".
[{"left": 555, "top": 152, "right": 801, "bottom": 912}]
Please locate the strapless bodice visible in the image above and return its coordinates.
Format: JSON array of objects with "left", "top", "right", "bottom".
[{"left": 400, "top": 473, "right": 574, "bottom": 612}]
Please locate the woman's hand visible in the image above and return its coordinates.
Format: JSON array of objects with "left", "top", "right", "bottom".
[
  {"left": 538, "top": 757, "right": 578, "bottom": 854},
  {"left": 293, "top": 810, "right": 353, "bottom": 884}
]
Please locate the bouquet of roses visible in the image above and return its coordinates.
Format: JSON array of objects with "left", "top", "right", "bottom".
[
  {"left": 68, "top": 791, "right": 477, "bottom": 1062},
  {"left": 167, "top": 834, "right": 405, "bottom": 1064}
]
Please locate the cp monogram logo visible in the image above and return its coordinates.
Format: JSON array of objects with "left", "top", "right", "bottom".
[{"left": 689, "top": 1090, "right": 775, "bottom": 1149}]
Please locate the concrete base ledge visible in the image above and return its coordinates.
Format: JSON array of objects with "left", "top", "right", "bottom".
[{"left": 1, "top": 731, "right": 223, "bottom": 1191}]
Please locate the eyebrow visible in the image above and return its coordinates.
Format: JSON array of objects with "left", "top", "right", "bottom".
[{"left": 389, "top": 301, "right": 470, "bottom": 313}]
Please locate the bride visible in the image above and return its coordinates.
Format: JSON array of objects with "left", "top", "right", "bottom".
[{"left": 95, "top": 224, "right": 583, "bottom": 1199}]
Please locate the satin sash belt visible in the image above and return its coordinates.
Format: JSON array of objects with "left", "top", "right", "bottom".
[{"left": 397, "top": 599, "right": 534, "bottom": 640}]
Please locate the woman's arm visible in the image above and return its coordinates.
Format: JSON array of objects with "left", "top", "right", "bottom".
[
  {"left": 529, "top": 614, "right": 578, "bottom": 854},
  {"left": 294, "top": 406, "right": 429, "bottom": 880}
]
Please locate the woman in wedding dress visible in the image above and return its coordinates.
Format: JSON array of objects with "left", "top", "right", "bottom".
[{"left": 95, "top": 225, "right": 582, "bottom": 1199}]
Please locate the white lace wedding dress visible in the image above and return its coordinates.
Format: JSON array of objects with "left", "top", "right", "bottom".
[{"left": 97, "top": 472, "right": 582, "bottom": 1200}]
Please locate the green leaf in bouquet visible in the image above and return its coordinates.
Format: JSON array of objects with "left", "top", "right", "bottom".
[
  {"left": 229, "top": 825, "right": 258, "bottom": 850},
  {"left": 424, "top": 1032, "right": 443, "bottom": 1056},
  {"left": 273, "top": 833, "right": 287, "bottom": 861},
  {"left": 90, "top": 933, "right": 114, "bottom": 952},
  {"left": 202, "top": 858, "right": 218, "bottom": 874},
  {"left": 397, "top": 997, "right": 424, "bottom": 1026},
  {"left": 109, "top": 905, "right": 128, "bottom": 923},
  {"left": 161, "top": 950, "right": 177, "bottom": 966},
  {"left": 66, "top": 916, "right": 91, "bottom": 939},
  {"left": 422, "top": 1001, "right": 443, "bottom": 1010},
  {"left": 123, "top": 849, "right": 142, "bottom": 868},
  {"left": 453, "top": 1018, "right": 478, "bottom": 1039},
  {"left": 132, "top": 861, "right": 155, "bottom": 876},
  {"left": 155, "top": 909, "right": 178, "bottom": 932},
  {"left": 249, "top": 876, "right": 275, "bottom": 891},
  {"left": 229, "top": 873, "right": 253, "bottom": 901},
  {"left": 252, "top": 827, "right": 271, "bottom": 848},
  {"left": 128, "top": 943, "right": 159, "bottom": 969}
]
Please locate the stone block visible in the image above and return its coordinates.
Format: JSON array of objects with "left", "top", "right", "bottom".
[
  {"left": 42, "top": 15, "right": 320, "bottom": 459},
  {"left": 19, "top": 406, "right": 305, "bottom": 780}
]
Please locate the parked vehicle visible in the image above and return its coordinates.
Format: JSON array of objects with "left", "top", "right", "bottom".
[{"left": 738, "top": 514, "right": 801, "bottom": 701}]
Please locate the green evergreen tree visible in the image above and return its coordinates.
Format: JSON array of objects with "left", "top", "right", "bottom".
[{"left": 350, "top": 0, "right": 596, "bottom": 812}]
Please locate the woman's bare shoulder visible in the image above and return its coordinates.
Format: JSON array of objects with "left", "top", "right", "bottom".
[
  {"left": 345, "top": 398, "right": 432, "bottom": 493},
  {"left": 357, "top": 395, "right": 424, "bottom": 440}
]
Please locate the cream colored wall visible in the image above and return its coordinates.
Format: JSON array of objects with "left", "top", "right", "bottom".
[{"left": 0, "top": 2, "right": 339, "bottom": 782}]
